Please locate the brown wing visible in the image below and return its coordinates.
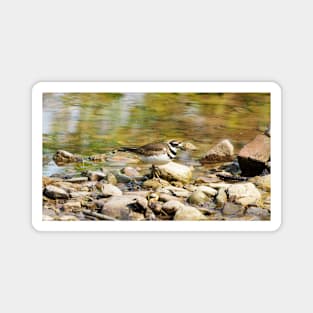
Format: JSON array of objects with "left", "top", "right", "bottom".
[{"left": 137, "top": 142, "right": 167, "bottom": 156}]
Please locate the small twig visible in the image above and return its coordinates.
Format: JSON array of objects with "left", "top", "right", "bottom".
[{"left": 82, "top": 209, "right": 117, "bottom": 221}]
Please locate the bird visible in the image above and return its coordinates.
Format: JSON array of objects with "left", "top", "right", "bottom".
[{"left": 118, "top": 139, "right": 184, "bottom": 177}]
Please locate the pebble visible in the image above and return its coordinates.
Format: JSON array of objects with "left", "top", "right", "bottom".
[
  {"left": 87, "top": 171, "right": 107, "bottom": 181},
  {"left": 216, "top": 188, "right": 227, "bottom": 209},
  {"left": 63, "top": 201, "right": 82, "bottom": 213}
]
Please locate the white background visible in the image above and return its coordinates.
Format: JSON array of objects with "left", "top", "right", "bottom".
[{"left": 0, "top": 0, "right": 311, "bottom": 312}]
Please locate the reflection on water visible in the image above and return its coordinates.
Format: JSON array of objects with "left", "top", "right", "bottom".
[{"left": 43, "top": 93, "right": 270, "bottom": 175}]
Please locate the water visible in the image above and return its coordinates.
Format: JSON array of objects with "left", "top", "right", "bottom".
[{"left": 43, "top": 93, "right": 270, "bottom": 176}]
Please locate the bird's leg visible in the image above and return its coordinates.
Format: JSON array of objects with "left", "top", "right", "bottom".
[{"left": 151, "top": 165, "right": 160, "bottom": 179}]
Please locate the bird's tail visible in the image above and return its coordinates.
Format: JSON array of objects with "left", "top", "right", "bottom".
[{"left": 118, "top": 147, "right": 138, "bottom": 152}]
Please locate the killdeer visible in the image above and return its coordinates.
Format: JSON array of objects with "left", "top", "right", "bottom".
[{"left": 119, "top": 140, "right": 184, "bottom": 176}]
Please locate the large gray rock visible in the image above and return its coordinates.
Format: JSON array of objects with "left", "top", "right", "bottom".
[
  {"left": 238, "top": 134, "right": 270, "bottom": 176},
  {"left": 158, "top": 161, "right": 193, "bottom": 183},
  {"left": 227, "top": 182, "right": 261, "bottom": 206},
  {"left": 44, "top": 185, "right": 69, "bottom": 199},
  {"left": 200, "top": 139, "right": 234, "bottom": 164}
]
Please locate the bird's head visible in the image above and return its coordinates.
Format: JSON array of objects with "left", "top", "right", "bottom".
[{"left": 168, "top": 139, "right": 184, "bottom": 150}]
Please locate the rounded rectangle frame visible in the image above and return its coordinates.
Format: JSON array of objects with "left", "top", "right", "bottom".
[{"left": 32, "top": 82, "right": 281, "bottom": 231}]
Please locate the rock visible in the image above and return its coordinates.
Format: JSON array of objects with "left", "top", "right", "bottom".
[
  {"left": 183, "top": 142, "right": 197, "bottom": 150},
  {"left": 128, "top": 211, "right": 145, "bottom": 221},
  {"left": 42, "top": 176, "right": 62, "bottom": 187},
  {"left": 69, "top": 191, "right": 91, "bottom": 198},
  {"left": 227, "top": 182, "right": 261, "bottom": 206},
  {"left": 196, "top": 185, "right": 218, "bottom": 197},
  {"left": 238, "top": 134, "right": 270, "bottom": 176},
  {"left": 195, "top": 176, "right": 220, "bottom": 184},
  {"left": 158, "top": 193, "right": 184, "bottom": 203},
  {"left": 162, "top": 200, "right": 186, "bottom": 215},
  {"left": 216, "top": 188, "right": 227, "bottom": 209},
  {"left": 87, "top": 171, "right": 107, "bottom": 181},
  {"left": 65, "top": 177, "right": 88, "bottom": 183},
  {"left": 174, "top": 206, "right": 207, "bottom": 220},
  {"left": 246, "top": 207, "right": 270, "bottom": 219},
  {"left": 200, "top": 139, "right": 234, "bottom": 164},
  {"left": 163, "top": 186, "right": 191, "bottom": 198},
  {"left": 188, "top": 190, "right": 209, "bottom": 205},
  {"left": 143, "top": 178, "right": 170, "bottom": 190},
  {"left": 112, "top": 170, "right": 132, "bottom": 183},
  {"left": 158, "top": 161, "right": 193, "bottom": 183},
  {"left": 58, "top": 215, "right": 80, "bottom": 221},
  {"left": 53, "top": 150, "right": 82, "bottom": 164},
  {"left": 208, "top": 182, "right": 231, "bottom": 189},
  {"left": 88, "top": 153, "right": 107, "bottom": 161},
  {"left": 222, "top": 202, "right": 245, "bottom": 216},
  {"left": 62, "top": 201, "right": 81, "bottom": 213},
  {"left": 101, "top": 183, "right": 123, "bottom": 197},
  {"left": 107, "top": 172, "right": 118, "bottom": 185},
  {"left": 249, "top": 175, "right": 271, "bottom": 191},
  {"left": 100, "top": 195, "right": 147, "bottom": 219},
  {"left": 122, "top": 167, "right": 141, "bottom": 177},
  {"left": 43, "top": 185, "right": 69, "bottom": 199}
]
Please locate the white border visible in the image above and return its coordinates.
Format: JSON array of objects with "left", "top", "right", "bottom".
[{"left": 32, "top": 82, "right": 281, "bottom": 231}]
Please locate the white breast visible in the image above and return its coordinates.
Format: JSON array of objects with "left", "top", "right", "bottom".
[{"left": 140, "top": 153, "right": 171, "bottom": 165}]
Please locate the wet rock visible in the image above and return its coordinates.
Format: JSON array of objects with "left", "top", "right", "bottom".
[
  {"left": 238, "top": 134, "right": 270, "bottom": 176},
  {"left": 200, "top": 139, "right": 234, "bottom": 164},
  {"left": 122, "top": 166, "right": 141, "bottom": 177},
  {"left": 87, "top": 171, "right": 107, "bottom": 181},
  {"left": 174, "top": 206, "right": 207, "bottom": 220},
  {"left": 216, "top": 188, "right": 227, "bottom": 209},
  {"left": 44, "top": 185, "right": 69, "bottom": 199},
  {"left": 158, "top": 161, "right": 193, "bottom": 183},
  {"left": 101, "top": 183, "right": 123, "bottom": 197},
  {"left": 249, "top": 174, "right": 271, "bottom": 191},
  {"left": 88, "top": 153, "right": 107, "bottom": 161},
  {"left": 196, "top": 185, "right": 218, "bottom": 197},
  {"left": 62, "top": 201, "right": 82, "bottom": 213},
  {"left": 101, "top": 195, "right": 147, "bottom": 219},
  {"left": 246, "top": 207, "right": 270, "bottom": 218},
  {"left": 227, "top": 182, "right": 261, "bottom": 206},
  {"left": 222, "top": 202, "right": 245, "bottom": 216},
  {"left": 162, "top": 200, "right": 186, "bottom": 215},
  {"left": 188, "top": 190, "right": 209, "bottom": 206},
  {"left": 143, "top": 178, "right": 170, "bottom": 190},
  {"left": 124, "top": 191, "right": 150, "bottom": 198},
  {"left": 65, "top": 177, "right": 88, "bottom": 183},
  {"left": 53, "top": 150, "right": 82, "bottom": 164},
  {"left": 113, "top": 170, "right": 132, "bottom": 183},
  {"left": 53, "top": 181, "right": 81, "bottom": 193}
]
